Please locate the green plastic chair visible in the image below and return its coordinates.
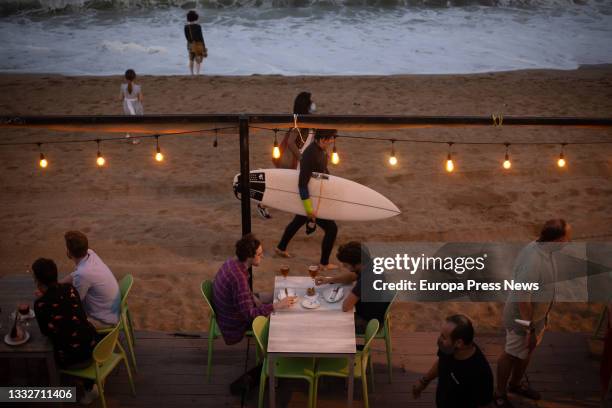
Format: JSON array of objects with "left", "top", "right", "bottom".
[
  {"left": 201, "top": 280, "right": 222, "bottom": 382},
  {"left": 313, "top": 319, "right": 379, "bottom": 408},
  {"left": 98, "top": 274, "right": 137, "bottom": 372},
  {"left": 61, "top": 324, "right": 136, "bottom": 408},
  {"left": 201, "top": 279, "right": 257, "bottom": 383},
  {"left": 356, "top": 292, "right": 398, "bottom": 383},
  {"left": 252, "top": 316, "right": 316, "bottom": 408}
]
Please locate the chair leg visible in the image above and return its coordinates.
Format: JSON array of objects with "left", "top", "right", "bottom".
[
  {"left": 258, "top": 372, "right": 267, "bottom": 408},
  {"left": 384, "top": 326, "right": 392, "bottom": 383},
  {"left": 207, "top": 333, "right": 214, "bottom": 382},
  {"left": 96, "top": 379, "right": 106, "bottom": 408},
  {"left": 308, "top": 379, "right": 314, "bottom": 408},
  {"left": 123, "top": 320, "right": 138, "bottom": 372},
  {"left": 362, "top": 373, "right": 370, "bottom": 408},
  {"left": 124, "top": 356, "right": 136, "bottom": 396},
  {"left": 312, "top": 377, "right": 319, "bottom": 408}
]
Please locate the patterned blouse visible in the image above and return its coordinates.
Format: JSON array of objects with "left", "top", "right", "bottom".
[{"left": 34, "top": 283, "right": 98, "bottom": 367}]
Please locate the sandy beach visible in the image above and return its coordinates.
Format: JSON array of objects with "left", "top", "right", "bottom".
[{"left": 0, "top": 66, "right": 611, "bottom": 334}]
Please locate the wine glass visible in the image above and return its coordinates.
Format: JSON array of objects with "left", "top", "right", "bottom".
[
  {"left": 308, "top": 265, "right": 319, "bottom": 293},
  {"left": 280, "top": 265, "right": 290, "bottom": 280}
]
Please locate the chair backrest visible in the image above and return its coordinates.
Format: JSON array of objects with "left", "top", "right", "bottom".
[
  {"left": 252, "top": 316, "right": 269, "bottom": 357},
  {"left": 384, "top": 291, "right": 399, "bottom": 322},
  {"left": 360, "top": 319, "right": 380, "bottom": 365},
  {"left": 119, "top": 274, "right": 134, "bottom": 305},
  {"left": 93, "top": 324, "right": 120, "bottom": 364},
  {"left": 201, "top": 280, "right": 216, "bottom": 319}
]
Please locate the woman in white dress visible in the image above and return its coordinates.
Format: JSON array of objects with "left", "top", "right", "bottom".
[{"left": 119, "top": 69, "right": 144, "bottom": 115}]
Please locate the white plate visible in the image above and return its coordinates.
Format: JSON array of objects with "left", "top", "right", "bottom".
[
  {"left": 277, "top": 288, "right": 296, "bottom": 301},
  {"left": 10, "top": 309, "right": 35, "bottom": 320},
  {"left": 4, "top": 331, "right": 30, "bottom": 346},
  {"left": 301, "top": 299, "right": 321, "bottom": 309},
  {"left": 324, "top": 287, "right": 345, "bottom": 303}
]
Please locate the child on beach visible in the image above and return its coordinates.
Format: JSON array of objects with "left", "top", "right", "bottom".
[
  {"left": 119, "top": 69, "right": 144, "bottom": 143},
  {"left": 184, "top": 10, "right": 207, "bottom": 75},
  {"left": 119, "top": 69, "right": 144, "bottom": 116}
]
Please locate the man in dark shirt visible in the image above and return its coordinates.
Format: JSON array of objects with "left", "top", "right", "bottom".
[
  {"left": 413, "top": 314, "right": 494, "bottom": 408},
  {"left": 276, "top": 128, "right": 339, "bottom": 269},
  {"left": 316, "top": 241, "right": 390, "bottom": 333}
]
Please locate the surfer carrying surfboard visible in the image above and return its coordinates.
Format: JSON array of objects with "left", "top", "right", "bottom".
[{"left": 276, "top": 129, "right": 339, "bottom": 270}]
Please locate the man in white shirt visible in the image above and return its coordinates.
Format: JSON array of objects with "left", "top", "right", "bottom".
[{"left": 60, "top": 231, "right": 120, "bottom": 329}]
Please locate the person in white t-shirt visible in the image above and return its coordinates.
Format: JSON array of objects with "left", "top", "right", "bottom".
[{"left": 59, "top": 231, "right": 120, "bottom": 329}]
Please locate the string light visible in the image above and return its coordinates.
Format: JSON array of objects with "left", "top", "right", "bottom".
[
  {"left": 445, "top": 142, "right": 454, "bottom": 173},
  {"left": 272, "top": 129, "right": 281, "bottom": 159},
  {"left": 388, "top": 139, "right": 398, "bottom": 166},
  {"left": 96, "top": 140, "right": 105, "bottom": 167},
  {"left": 503, "top": 143, "right": 511, "bottom": 170},
  {"left": 557, "top": 143, "right": 567, "bottom": 168},
  {"left": 331, "top": 137, "right": 340, "bottom": 165},
  {"left": 37, "top": 143, "right": 48, "bottom": 169}
]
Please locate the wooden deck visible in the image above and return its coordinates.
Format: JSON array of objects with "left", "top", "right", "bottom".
[{"left": 4, "top": 330, "right": 602, "bottom": 407}]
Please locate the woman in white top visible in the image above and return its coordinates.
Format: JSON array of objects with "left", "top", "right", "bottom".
[{"left": 119, "top": 69, "right": 144, "bottom": 115}]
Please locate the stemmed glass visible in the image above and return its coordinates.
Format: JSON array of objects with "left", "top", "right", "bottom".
[{"left": 280, "top": 265, "right": 290, "bottom": 280}]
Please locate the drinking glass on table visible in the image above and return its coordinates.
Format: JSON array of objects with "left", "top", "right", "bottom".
[
  {"left": 280, "top": 265, "right": 290, "bottom": 280},
  {"left": 18, "top": 303, "right": 31, "bottom": 328},
  {"left": 308, "top": 265, "right": 319, "bottom": 286}
]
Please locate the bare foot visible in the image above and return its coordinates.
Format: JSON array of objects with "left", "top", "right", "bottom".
[
  {"left": 320, "top": 263, "right": 339, "bottom": 271},
  {"left": 274, "top": 248, "right": 292, "bottom": 258}
]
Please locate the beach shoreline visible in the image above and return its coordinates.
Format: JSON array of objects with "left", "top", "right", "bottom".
[{"left": 0, "top": 67, "right": 610, "bottom": 334}]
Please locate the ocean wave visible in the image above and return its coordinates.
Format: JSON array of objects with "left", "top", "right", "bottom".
[
  {"left": 0, "top": 0, "right": 599, "bottom": 15},
  {"left": 100, "top": 40, "right": 167, "bottom": 54}
]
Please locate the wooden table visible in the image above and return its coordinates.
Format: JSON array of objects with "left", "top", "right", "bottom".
[
  {"left": 268, "top": 276, "right": 356, "bottom": 408},
  {"left": 0, "top": 274, "right": 59, "bottom": 385}
]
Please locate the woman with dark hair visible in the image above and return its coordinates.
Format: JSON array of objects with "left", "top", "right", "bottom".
[
  {"left": 260, "top": 91, "right": 316, "bottom": 219},
  {"left": 184, "top": 10, "right": 207, "bottom": 75},
  {"left": 274, "top": 91, "right": 317, "bottom": 170},
  {"left": 32, "top": 258, "right": 99, "bottom": 404}
]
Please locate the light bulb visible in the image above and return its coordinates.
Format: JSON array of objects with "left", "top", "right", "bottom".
[
  {"left": 96, "top": 152, "right": 105, "bottom": 167},
  {"left": 39, "top": 153, "right": 48, "bottom": 168},
  {"left": 155, "top": 151, "right": 164, "bottom": 162},
  {"left": 503, "top": 153, "right": 511, "bottom": 169},
  {"left": 331, "top": 146, "right": 340, "bottom": 165},
  {"left": 557, "top": 157, "right": 566, "bottom": 168},
  {"left": 445, "top": 153, "right": 454, "bottom": 173},
  {"left": 389, "top": 155, "right": 398, "bottom": 166},
  {"left": 273, "top": 145, "right": 281, "bottom": 159}
]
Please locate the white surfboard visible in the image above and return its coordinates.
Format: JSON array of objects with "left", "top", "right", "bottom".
[{"left": 233, "top": 169, "right": 400, "bottom": 221}]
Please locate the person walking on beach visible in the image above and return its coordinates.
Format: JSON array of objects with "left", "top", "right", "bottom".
[
  {"left": 494, "top": 219, "right": 572, "bottom": 408},
  {"left": 258, "top": 91, "right": 317, "bottom": 219},
  {"left": 412, "top": 314, "right": 494, "bottom": 408},
  {"left": 119, "top": 68, "right": 144, "bottom": 144},
  {"left": 184, "top": 10, "right": 207, "bottom": 75},
  {"left": 119, "top": 69, "right": 144, "bottom": 115},
  {"left": 276, "top": 128, "right": 339, "bottom": 270}
]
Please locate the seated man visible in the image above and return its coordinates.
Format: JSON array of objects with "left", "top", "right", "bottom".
[
  {"left": 412, "top": 314, "right": 494, "bottom": 408},
  {"left": 213, "top": 234, "right": 295, "bottom": 345},
  {"left": 59, "top": 231, "right": 120, "bottom": 329},
  {"left": 33, "top": 257, "right": 100, "bottom": 404},
  {"left": 316, "top": 241, "right": 389, "bottom": 332}
]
